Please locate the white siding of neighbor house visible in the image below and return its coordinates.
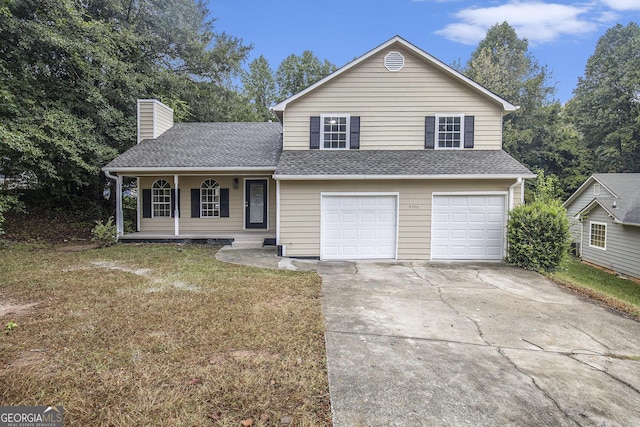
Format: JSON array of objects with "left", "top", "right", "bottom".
[
  {"left": 565, "top": 180, "right": 614, "bottom": 242},
  {"left": 137, "top": 99, "right": 174, "bottom": 143},
  {"left": 138, "top": 175, "right": 276, "bottom": 233},
  {"left": 278, "top": 179, "right": 516, "bottom": 259},
  {"left": 281, "top": 46, "right": 505, "bottom": 151},
  {"left": 580, "top": 205, "right": 640, "bottom": 280}
]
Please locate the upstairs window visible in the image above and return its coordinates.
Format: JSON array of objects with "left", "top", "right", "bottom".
[
  {"left": 436, "top": 115, "right": 463, "bottom": 149},
  {"left": 321, "top": 114, "right": 350, "bottom": 149},
  {"left": 201, "top": 179, "right": 220, "bottom": 218},
  {"left": 152, "top": 179, "right": 171, "bottom": 217},
  {"left": 589, "top": 222, "right": 607, "bottom": 250}
]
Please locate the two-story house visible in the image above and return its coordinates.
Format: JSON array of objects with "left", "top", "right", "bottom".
[{"left": 103, "top": 36, "right": 534, "bottom": 260}]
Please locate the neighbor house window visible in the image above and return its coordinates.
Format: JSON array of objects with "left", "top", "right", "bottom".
[
  {"left": 589, "top": 222, "right": 607, "bottom": 250},
  {"left": 436, "top": 115, "right": 463, "bottom": 149},
  {"left": 201, "top": 179, "right": 220, "bottom": 217},
  {"left": 152, "top": 179, "right": 171, "bottom": 217},
  {"left": 321, "top": 114, "right": 349, "bottom": 149}
]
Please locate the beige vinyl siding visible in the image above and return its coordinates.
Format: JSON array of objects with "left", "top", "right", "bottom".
[
  {"left": 137, "top": 99, "right": 174, "bottom": 143},
  {"left": 137, "top": 100, "right": 156, "bottom": 143},
  {"left": 581, "top": 206, "right": 640, "bottom": 280},
  {"left": 282, "top": 47, "right": 504, "bottom": 151},
  {"left": 279, "top": 179, "right": 514, "bottom": 259},
  {"left": 139, "top": 175, "right": 275, "bottom": 233}
]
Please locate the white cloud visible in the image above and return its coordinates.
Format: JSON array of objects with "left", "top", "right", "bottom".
[
  {"left": 601, "top": 0, "right": 640, "bottom": 11},
  {"left": 435, "top": 1, "right": 596, "bottom": 45}
]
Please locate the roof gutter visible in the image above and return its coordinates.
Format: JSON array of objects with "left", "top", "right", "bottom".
[
  {"left": 102, "top": 166, "right": 276, "bottom": 174},
  {"left": 272, "top": 173, "right": 536, "bottom": 181}
]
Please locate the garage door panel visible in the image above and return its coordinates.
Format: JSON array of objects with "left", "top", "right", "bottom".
[
  {"left": 322, "top": 195, "right": 397, "bottom": 260},
  {"left": 432, "top": 195, "right": 505, "bottom": 260}
]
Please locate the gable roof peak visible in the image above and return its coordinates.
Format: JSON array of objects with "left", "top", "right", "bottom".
[{"left": 271, "top": 35, "right": 518, "bottom": 118}]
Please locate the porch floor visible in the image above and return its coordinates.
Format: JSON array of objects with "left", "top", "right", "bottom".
[{"left": 118, "top": 231, "right": 275, "bottom": 245}]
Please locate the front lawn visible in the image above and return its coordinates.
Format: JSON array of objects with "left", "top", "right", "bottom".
[
  {"left": 0, "top": 243, "right": 331, "bottom": 426},
  {"left": 550, "top": 257, "right": 640, "bottom": 318}
]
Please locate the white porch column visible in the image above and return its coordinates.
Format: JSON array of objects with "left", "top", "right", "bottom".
[
  {"left": 174, "top": 174, "right": 180, "bottom": 236},
  {"left": 275, "top": 179, "right": 280, "bottom": 245},
  {"left": 115, "top": 175, "right": 124, "bottom": 236}
]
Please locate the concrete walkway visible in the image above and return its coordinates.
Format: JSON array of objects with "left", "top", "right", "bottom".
[{"left": 216, "top": 247, "right": 640, "bottom": 426}]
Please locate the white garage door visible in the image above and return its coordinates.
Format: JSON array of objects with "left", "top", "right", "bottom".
[
  {"left": 432, "top": 195, "right": 506, "bottom": 260},
  {"left": 322, "top": 195, "right": 397, "bottom": 260}
]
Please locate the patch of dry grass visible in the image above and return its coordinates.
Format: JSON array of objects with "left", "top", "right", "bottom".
[{"left": 0, "top": 243, "right": 331, "bottom": 426}]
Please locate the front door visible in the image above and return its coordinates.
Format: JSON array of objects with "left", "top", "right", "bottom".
[{"left": 245, "top": 179, "right": 268, "bottom": 229}]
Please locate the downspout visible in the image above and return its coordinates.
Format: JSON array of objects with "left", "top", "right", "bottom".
[
  {"left": 104, "top": 171, "right": 124, "bottom": 238},
  {"left": 508, "top": 177, "right": 523, "bottom": 210}
]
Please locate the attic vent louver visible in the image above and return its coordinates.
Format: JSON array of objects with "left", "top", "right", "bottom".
[{"left": 384, "top": 51, "right": 405, "bottom": 72}]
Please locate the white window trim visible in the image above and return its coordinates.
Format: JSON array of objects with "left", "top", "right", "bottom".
[
  {"left": 434, "top": 114, "right": 464, "bottom": 150},
  {"left": 151, "top": 179, "right": 171, "bottom": 218},
  {"left": 593, "top": 183, "right": 601, "bottom": 196},
  {"left": 589, "top": 221, "right": 607, "bottom": 250},
  {"left": 200, "top": 179, "right": 220, "bottom": 218},
  {"left": 320, "top": 113, "right": 350, "bottom": 150}
]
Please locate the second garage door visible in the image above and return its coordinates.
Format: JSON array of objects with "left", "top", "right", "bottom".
[
  {"left": 321, "top": 195, "right": 397, "bottom": 260},
  {"left": 431, "top": 194, "right": 506, "bottom": 260}
]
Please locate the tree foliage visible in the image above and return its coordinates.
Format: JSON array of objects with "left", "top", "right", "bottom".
[
  {"left": 275, "top": 51, "right": 336, "bottom": 101},
  {"left": 570, "top": 22, "right": 640, "bottom": 173},
  {"left": 464, "top": 22, "right": 587, "bottom": 198},
  {"left": 241, "top": 55, "right": 277, "bottom": 121},
  {"left": 0, "top": 0, "right": 251, "bottom": 205}
]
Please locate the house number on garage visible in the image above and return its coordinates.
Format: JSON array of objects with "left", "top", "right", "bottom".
[{"left": 409, "top": 204, "right": 420, "bottom": 209}]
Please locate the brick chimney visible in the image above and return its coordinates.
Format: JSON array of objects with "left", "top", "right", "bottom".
[{"left": 137, "top": 99, "right": 174, "bottom": 144}]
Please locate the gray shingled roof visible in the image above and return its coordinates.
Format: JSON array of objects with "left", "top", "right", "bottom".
[
  {"left": 104, "top": 122, "right": 283, "bottom": 170},
  {"left": 589, "top": 173, "right": 640, "bottom": 225},
  {"left": 274, "top": 150, "right": 534, "bottom": 177}
]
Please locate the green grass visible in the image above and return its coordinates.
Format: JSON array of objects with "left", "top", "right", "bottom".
[
  {"left": 0, "top": 243, "right": 331, "bottom": 426},
  {"left": 550, "top": 257, "right": 640, "bottom": 318}
]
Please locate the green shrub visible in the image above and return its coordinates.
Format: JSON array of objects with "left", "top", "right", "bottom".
[
  {"left": 91, "top": 217, "right": 117, "bottom": 247},
  {"left": 507, "top": 199, "right": 570, "bottom": 273}
]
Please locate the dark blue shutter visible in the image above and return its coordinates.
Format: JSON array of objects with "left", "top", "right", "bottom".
[
  {"left": 220, "top": 188, "right": 230, "bottom": 218},
  {"left": 142, "top": 189, "right": 151, "bottom": 218},
  {"left": 170, "top": 189, "right": 180, "bottom": 218},
  {"left": 350, "top": 116, "right": 360, "bottom": 149},
  {"left": 310, "top": 116, "right": 320, "bottom": 149},
  {"left": 425, "top": 116, "right": 435, "bottom": 149},
  {"left": 463, "top": 116, "right": 474, "bottom": 148},
  {"left": 191, "top": 189, "right": 200, "bottom": 218}
]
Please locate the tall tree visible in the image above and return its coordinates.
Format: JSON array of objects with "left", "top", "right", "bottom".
[
  {"left": 464, "top": 22, "right": 555, "bottom": 156},
  {"left": 0, "top": 0, "right": 251, "bottom": 205},
  {"left": 570, "top": 22, "right": 640, "bottom": 173},
  {"left": 241, "top": 55, "right": 277, "bottom": 121},
  {"left": 463, "top": 22, "right": 586, "bottom": 197},
  {"left": 275, "top": 51, "right": 336, "bottom": 101}
]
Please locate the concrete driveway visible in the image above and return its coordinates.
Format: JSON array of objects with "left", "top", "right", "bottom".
[
  {"left": 216, "top": 248, "right": 640, "bottom": 426},
  {"left": 319, "top": 260, "right": 640, "bottom": 427}
]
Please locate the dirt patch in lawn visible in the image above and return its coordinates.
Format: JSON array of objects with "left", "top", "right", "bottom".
[{"left": 0, "top": 301, "right": 38, "bottom": 318}]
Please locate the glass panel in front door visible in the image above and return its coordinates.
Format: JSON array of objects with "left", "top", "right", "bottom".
[{"left": 249, "top": 183, "right": 264, "bottom": 224}]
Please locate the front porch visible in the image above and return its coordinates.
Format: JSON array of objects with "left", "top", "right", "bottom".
[{"left": 118, "top": 231, "right": 276, "bottom": 248}]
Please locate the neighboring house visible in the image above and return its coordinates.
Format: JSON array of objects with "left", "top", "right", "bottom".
[
  {"left": 564, "top": 173, "right": 640, "bottom": 280},
  {"left": 103, "top": 36, "right": 534, "bottom": 261}
]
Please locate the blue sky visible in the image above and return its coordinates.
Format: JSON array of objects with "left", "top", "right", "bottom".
[{"left": 208, "top": 0, "right": 640, "bottom": 103}]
